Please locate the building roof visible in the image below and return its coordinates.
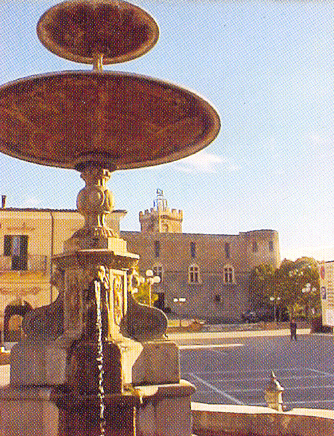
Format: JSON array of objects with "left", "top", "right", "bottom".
[{"left": 0, "top": 207, "right": 127, "bottom": 213}]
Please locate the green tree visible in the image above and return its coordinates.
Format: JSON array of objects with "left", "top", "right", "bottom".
[
  {"left": 271, "top": 257, "right": 320, "bottom": 318},
  {"left": 248, "top": 263, "right": 275, "bottom": 308},
  {"left": 249, "top": 258, "right": 320, "bottom": 320},
  {"left": 132, "top": 279, "right": 158, "bottom": 306},
  {"left": 129, "top": 268, "right": 159, "bottom": 306}
]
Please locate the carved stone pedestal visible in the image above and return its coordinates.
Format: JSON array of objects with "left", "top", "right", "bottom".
[{"left": 6, "top": 158, "right": 195, "bottom": 436}]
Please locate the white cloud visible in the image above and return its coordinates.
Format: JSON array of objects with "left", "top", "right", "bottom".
[
  {"left": 22, "top": 196, "right": 41, "bottom": 208},
  {"left": 175, "top": 151, "right": 239, "bottom": 174}
]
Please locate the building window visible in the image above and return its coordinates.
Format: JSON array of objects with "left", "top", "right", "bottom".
[
  {"left": 269, "top": 241, "right": 274, "bottom": 252},
  {"left": 223, "top": 265, "right": 234, "bottom": 284},
  {"left": 225, "top": 242, "right": 230, "bottom": 259},
  {"left": 190, "top": 242, "right": 196, "bottom": 258},
  {"left": 252, "top": 241, "right": 258, "bottom": 253},
  {"left": 154, "top": 240, "right": 160, "bottom": 258},
  {"left": 4, "top": 235, "right": 28, "bottom": 271},
  {"left": 188, "top": 264, "right": 200, "bottom": 284},
  {"left": 153, "top": 265, "right": 164, "bottom": 282}
]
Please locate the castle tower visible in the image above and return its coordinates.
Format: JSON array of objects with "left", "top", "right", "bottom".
[{"left": 139, "top": 189, "right": 183, "bottom": 233}]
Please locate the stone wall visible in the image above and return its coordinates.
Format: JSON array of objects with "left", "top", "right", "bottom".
[
  {"left": 122, "top": 229, "right": 280, "bottom": 322},
  {"left": 192, "top": 402, "right": 334, "bottom": 436}
]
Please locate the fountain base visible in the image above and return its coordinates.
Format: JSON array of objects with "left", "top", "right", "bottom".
[{"left": 0, "top": 380, "right": 195, "bottom": 436}]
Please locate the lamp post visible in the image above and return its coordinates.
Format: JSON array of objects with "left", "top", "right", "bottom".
[
  {"left": 269, "top": 296, "right": 281, "bottom": 323},
  {"left": 173, "top": 297, "right": 186, "bottom": 327},
  {"left": 145, "top": 269, "right": 161, "bottom": 306},
  {"left": 302, "top": 283, "right": 316, "bottom": 322}
]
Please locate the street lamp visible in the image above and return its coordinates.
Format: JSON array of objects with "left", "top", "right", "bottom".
[
  {"left": 173, "top": 297, "right": 186, "bottom": 327},
  {"left": 269, "top": 296, "right": 281, "bottom": 323},
  {"left": 145, "top": 269, "right": 161, "bottom": 306},
  {"left": 302, "top": 283, "right": 316, "bottom": 321}
]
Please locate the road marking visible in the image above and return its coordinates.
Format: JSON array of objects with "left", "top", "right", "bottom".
[
  {"left": 188, "top": 372, "right": 245, "bottom": 405},
  {"left": 211, "top": 374, "right": 333, "bottom": 383},
  {"left": 179, "top": 343, "right": 243, "bottom": 350},
  {"left": 305, "top": 367, "right": 334, "bottom": 377},
  {"left": 225, "top": 384, "right": 334, "bottom": 393},
  {"left": 183, "top": 366, "right": 328, "bottom": 375}
]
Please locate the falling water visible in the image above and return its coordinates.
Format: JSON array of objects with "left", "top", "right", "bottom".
[{"left": 94, "top": 280, "right": 106, "bottom": 436}]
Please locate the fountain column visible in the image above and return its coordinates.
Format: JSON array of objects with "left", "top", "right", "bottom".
[{"left": 0, "top": 1, "right": 220, "bottom": 434}]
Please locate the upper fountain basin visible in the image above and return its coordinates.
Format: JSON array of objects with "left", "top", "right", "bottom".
[{"left": 0, "top": 71, "right": 220, "bottom": 170}]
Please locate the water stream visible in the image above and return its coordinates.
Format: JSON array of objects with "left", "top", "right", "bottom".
[{"left": 94, "top": 279, "right": 106, "bottom": 436}]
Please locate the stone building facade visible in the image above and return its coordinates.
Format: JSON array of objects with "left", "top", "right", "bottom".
[
  {"left": 123, "top": 192, "right": 280, "bottom": 323},
  {"left": 0, "top": 191, "right": 280, "bottom": 342},
  {"left": 0, "top": 200, "right": 125, "bottom": 344}
]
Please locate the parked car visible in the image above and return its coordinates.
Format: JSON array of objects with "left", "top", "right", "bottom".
[
  {"left": 241, "top": 310, "right": 258, "bottom": 323},
  {"left": 242, "top": 307, "right": 289, "bottom": 323}
]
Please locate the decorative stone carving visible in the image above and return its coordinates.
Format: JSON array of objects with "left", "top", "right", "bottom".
[
  {"left": 120, "top": 268, "right": 168, "bottom": 341},
  {"left": 22, "top": 268, "right": 65, "bottom": 341},
  {"left": 65, "top": 161, "right": 118, "bottom": 251}
]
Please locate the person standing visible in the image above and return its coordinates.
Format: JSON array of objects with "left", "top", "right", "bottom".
[{"left": 290, "top": 318, "right": 297, "bottom": 341}]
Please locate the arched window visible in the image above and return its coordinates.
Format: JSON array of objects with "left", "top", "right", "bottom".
[
  {"left": 153, "top": 264, "right": 164, "bottom": 282},
  {"left": 188, "top": 264, "right": 201, "bottom": 284},
  {"left": 223, "top": 265, "right": 235, "bottom": 284}
]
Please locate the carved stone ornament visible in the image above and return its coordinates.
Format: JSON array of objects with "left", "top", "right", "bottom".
[
  {"left": 77, "top": 165, "right": 114, "bottom": 228},
  {"left": 22, "top": 267, "right": 65, "bottom": 341}
]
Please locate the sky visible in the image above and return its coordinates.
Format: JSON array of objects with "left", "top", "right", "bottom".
[{"left": 0, "top": 0, "right": 333, "bottom": 262}]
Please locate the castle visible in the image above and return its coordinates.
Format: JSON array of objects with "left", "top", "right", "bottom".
[
  {"left": 123, "top": 190, "right": 280, "bottom": 322},
  {"left": 0, "top": 191, "right": 280, "bottom": 344}
]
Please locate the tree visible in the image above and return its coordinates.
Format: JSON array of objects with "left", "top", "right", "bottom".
[
  {"left": 249, "top": 257, "right": 320, "bottom": 320},
  {"left": 132, "top": 280, "right": 158, "bottom": 306},
  {"left": 128, "top": 267, "right": 158, "bottom": 306},
  {"left": 248, "top": 263, "right": 275, "bottom": 308},
  {"left": 272, "top": 257, "right": 320, "bottom": 318}
]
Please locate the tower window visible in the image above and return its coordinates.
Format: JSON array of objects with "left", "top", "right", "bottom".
[
  {"left": 269, "top": 241, "right": 274, "bottom": 252},
  {"left": 154, "top": 240, "right": 160, "bottom": 258},
  {"left": 4, "top": 235, "right": 28, "bottom": 271},
  {"left": 223, "top": 265, "right": 234, "bottom": 284},
  {"left": 190, "top": 242, "right": 196, "bottom": 258},
  {"left": 225, "top": 242, "right": 230, "bottom": 259},
  {"left": 252, "top": 241, "right": 258, "bottom": 253},
  {"left": 188, "top": 264, "right": 200, "bottom": 284}
]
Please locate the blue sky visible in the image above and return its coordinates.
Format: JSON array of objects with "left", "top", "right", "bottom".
[{"left": 0, "top": 1, "right": 333, "bottom": 262}]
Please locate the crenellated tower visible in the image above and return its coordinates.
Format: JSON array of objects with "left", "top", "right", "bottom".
[{"left": 139, "top": 189, "right": 183, "bottom": 233}]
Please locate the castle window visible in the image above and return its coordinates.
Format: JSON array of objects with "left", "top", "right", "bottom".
[
  {"left": 190, "top": 242, "right": 196, "bottom": 258},
  {"left": 162, "top": 223, "right": 169, "bottom": 233},
  {"left": 153, "top": 265, "right": 164, "bottom": 282},
  {"left": 154, "top": 240, "right": 160, "bottom": 258},
  {"left": 4, "top": 235, "right": 28, "bottom": 271},
  {"left": 188, "top": 264, "right": 200, "bottom": 284},
  {"left": 252, "top": 241, "right": 258, "bottom": 253},
  {"left": 269, "top": 241, "right": 274, "bottom": 252},
  {"left": 223, "top": 265, "right": 234, "bottom": 284},
  {"left": 225, "top": 242, "right": 230, "bottom": 259}
]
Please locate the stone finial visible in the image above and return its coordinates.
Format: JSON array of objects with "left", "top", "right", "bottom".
[{"left": 264, "top": 371, "right": 284, "bottom": 412}]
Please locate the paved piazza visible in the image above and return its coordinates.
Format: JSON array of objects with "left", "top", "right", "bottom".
[{"left": 173, "top": 330, "right": 334, "bottom": 410}]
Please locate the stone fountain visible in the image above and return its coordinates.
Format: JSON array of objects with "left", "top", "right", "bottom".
[{"left": 0, "top": 1, "right": 220, "bottom": 435}]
